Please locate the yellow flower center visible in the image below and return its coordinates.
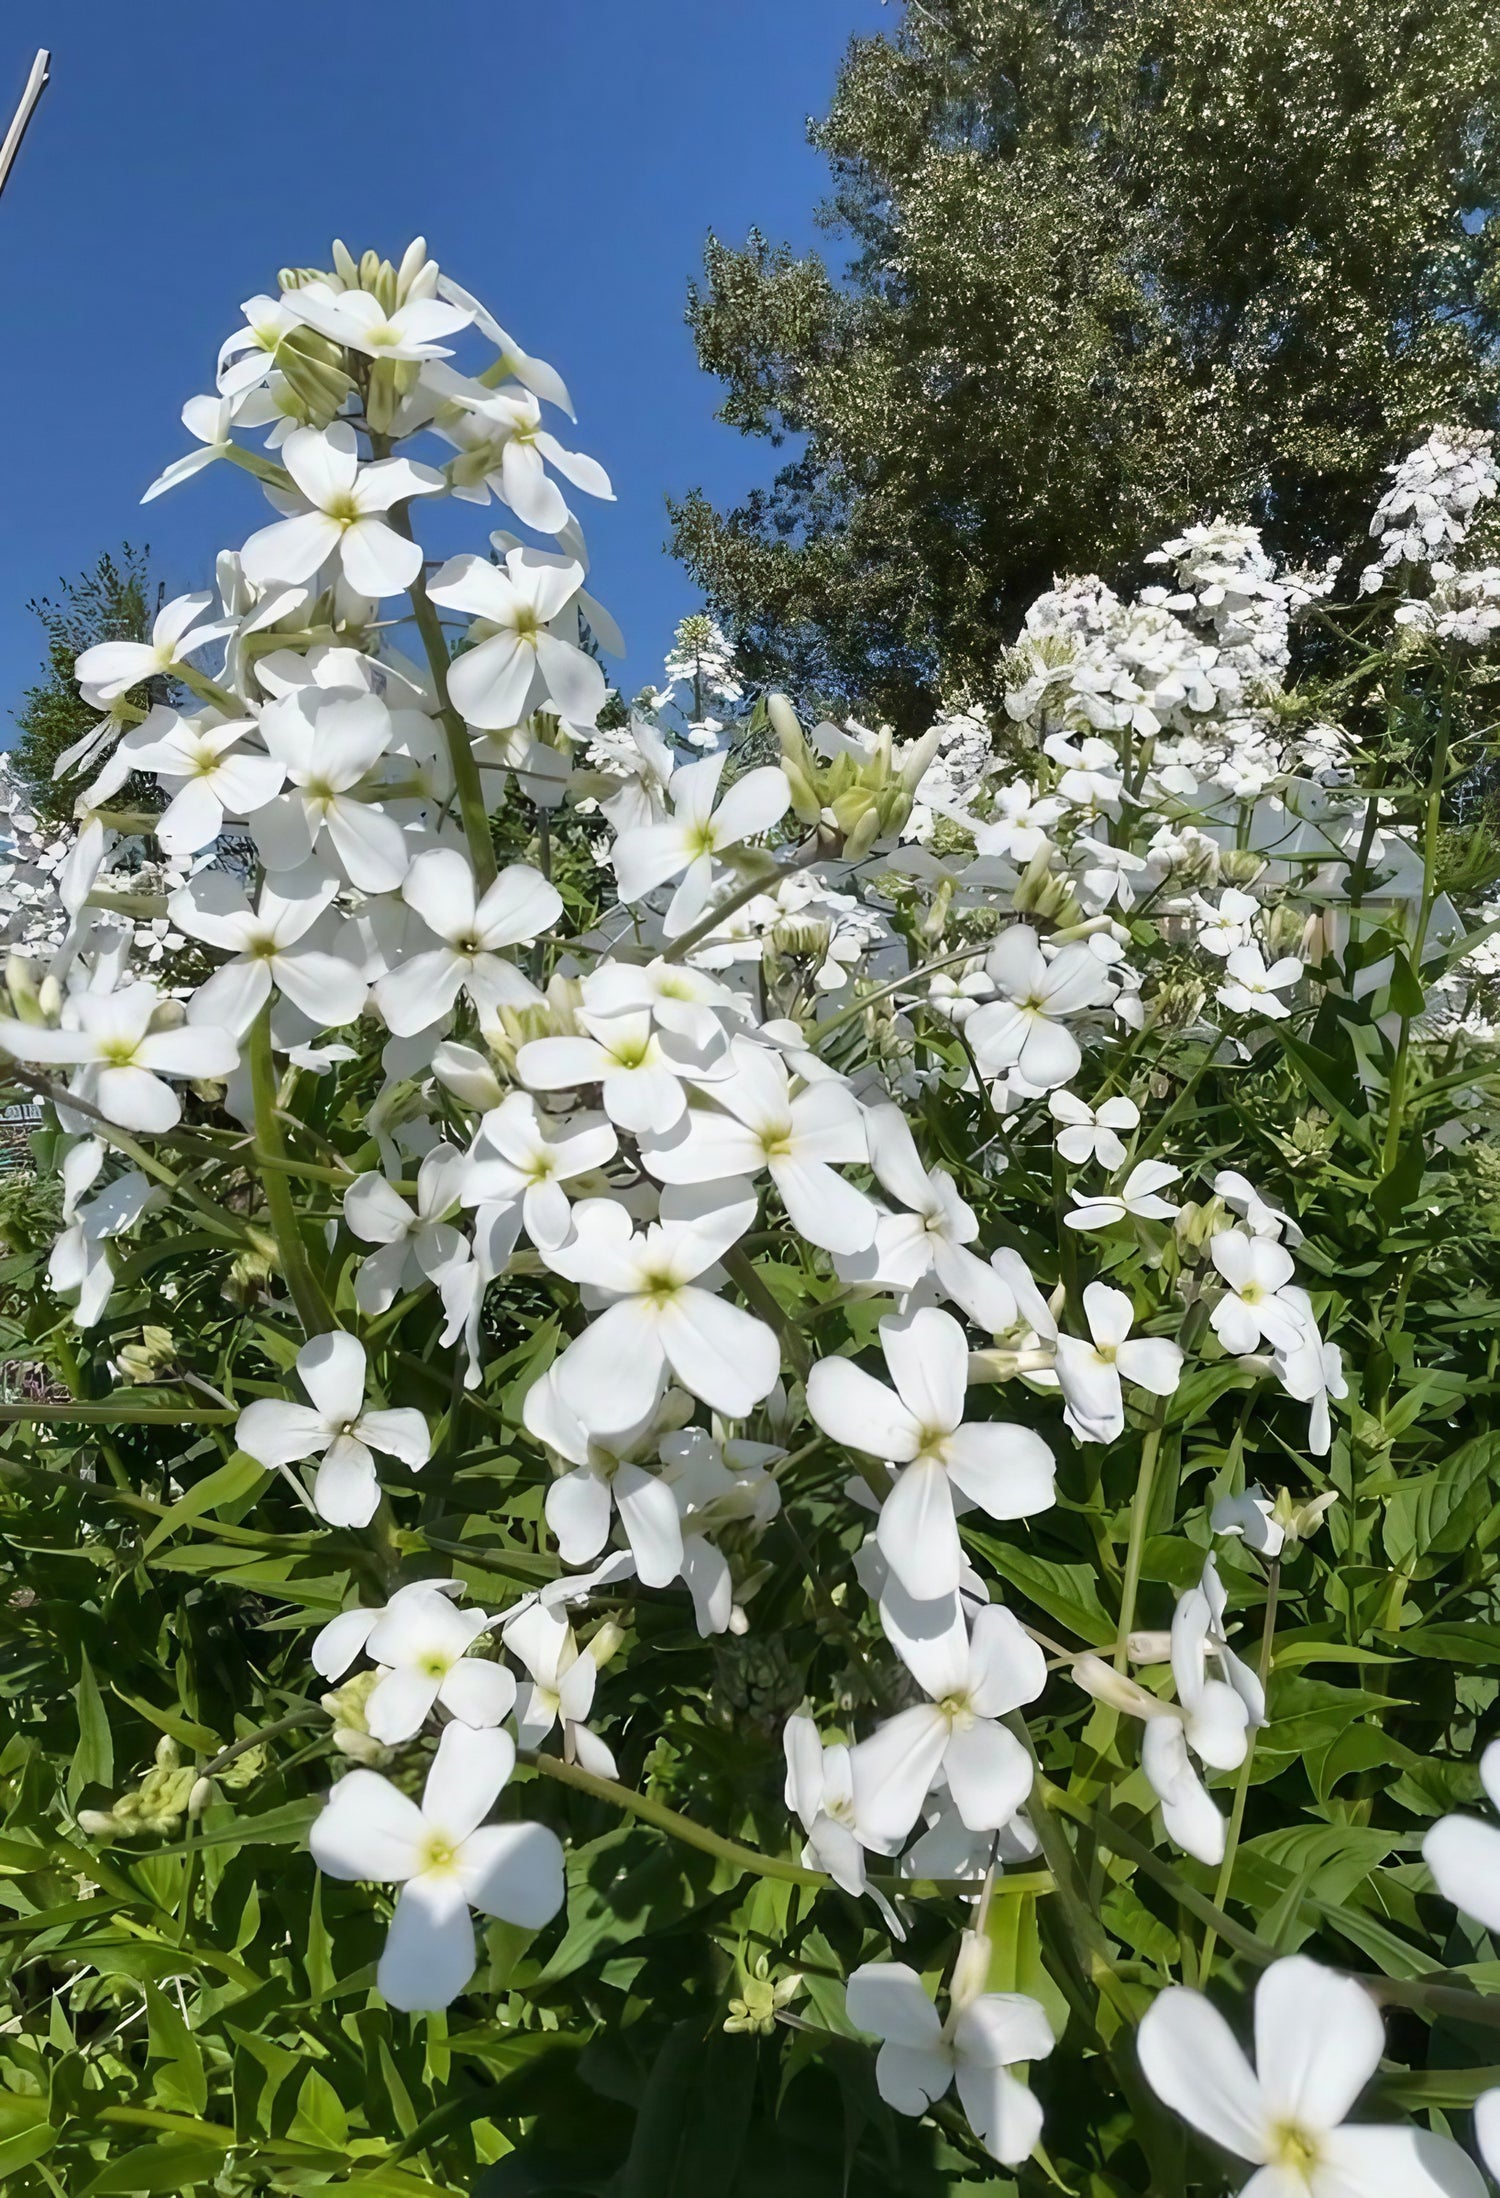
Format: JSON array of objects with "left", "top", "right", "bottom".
[{"left": 1269, "top": 2122, "right": 1320, "bottom": 2179}]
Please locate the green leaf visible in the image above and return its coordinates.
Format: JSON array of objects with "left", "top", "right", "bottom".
[
  {"left": 133, "top": 1798, "right": 317, "bottom": 1858},
  {"left": 67, "top": 1647, "right": 113, "bottom": 1804},
  {"left": 110, "top": 1690, "right": 218, "bottom": 1755},
  {"left": 141, "top": 1450, "right": 266, "bottom": 1554},
  {"left": 967, "top": 1535, "right": 1114, "bottom": 1647},
  {"left": 86, "top": 2139, "right": 230, "bottom": 2193},
  {"left": 0, "top": 2123, "right": 55, "bottom": 2177},
  {"left": 290, "top": 2067, "right": 348, "bottom": 2151}
]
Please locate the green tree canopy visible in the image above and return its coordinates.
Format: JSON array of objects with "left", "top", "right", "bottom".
[
  {"left": 11, "top": 547, "right": 162, "bottom": 824},
  {"left": 671, "top": 0, "right": 1500, "bottom": 727}
]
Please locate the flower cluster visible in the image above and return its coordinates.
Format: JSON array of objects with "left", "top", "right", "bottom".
[{"left": 9, "top": 243, "right": 1500, "bottom": 2190}]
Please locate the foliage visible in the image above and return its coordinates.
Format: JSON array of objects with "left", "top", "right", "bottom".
[
  {"left": 3, "top": 242, "right": 1500, "bottom": 2198},
  {"left": 671, "top": 0, "right": 1500, "bottom": 728},
  {"left": 11, "top": 549, "right": 166, "bottom": 825}
]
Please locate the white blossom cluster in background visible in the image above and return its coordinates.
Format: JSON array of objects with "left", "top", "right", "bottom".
[
  {"left": 6, "top": 240, "right": 1500, "bottom": 2188},
  {"left": 1361, "top": 425, "right": 1498, "bottom": 591}
]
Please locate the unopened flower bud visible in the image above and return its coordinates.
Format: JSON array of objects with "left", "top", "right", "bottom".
[
  {"left": 588, "top": 1621, "right": 626, "bottom": 1670},
  {"left": 1071, "top": 1653, "right": 1165, "bottom": 1720},
  {"left": 1126, "top": 1630, "right": 1173, "bottom": 1664},
  {"left": 187, "top": 1776, "right": 215, "bottom": 1819},
  {"left": 4, "top": 954, "right": 42, "bottom": 1023},
  {"left": 1173, "top": 1198, "right": 1227, "bottom": 1254},
  {"left": 948, "top": 1928, "right": 993, "bottom": 2015},
  {"left": 1012, "top": 848, "right": 1080, "bottom": 926},
  {"left": 1218, "top": 849, "right": 1267, "bottom": 888}
]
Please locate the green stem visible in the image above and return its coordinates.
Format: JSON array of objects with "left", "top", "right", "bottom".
[
  {"left": 662, "top": 845, "right": 816, "bottom": 964},
  {"left": 1201, "top": 1558, "right": 1280, "bottom": 1983},
  {"left": 722, "top": 1246, "right": 810, "bottom": 1379},
  {"left": 399, "top": 539, "right": 497, "bottom": 891},
  {"left": 0, "top": 1403, "right": 235, "bottom": 1425},
  {"left": 201, "top": 1707, "right": 322, "bottom": 1778},
  {"left": 521, "top": 1749, "right": 824, "bottom": 1885},
  {"left": 248, "top": 1005, "right": 331, "bottom": 1336},
  {"left": 1114, "top": 1409, "right": 1165, "bottom": 1670}
]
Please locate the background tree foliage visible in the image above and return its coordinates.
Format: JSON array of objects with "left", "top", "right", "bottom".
[
  {"left": 11, "top": 550, "right": 163, "bottom": 824},
  {"left": 671, "top": 0, "right": 1500, "bottom": 726}
]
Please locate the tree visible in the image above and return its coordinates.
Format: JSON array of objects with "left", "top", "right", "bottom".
[
  {"left": 11, "top": 546, "right": 163, "bottom": 823},
  {"left": 671, "top": 0, "right": 1500, "bottom": 728}
]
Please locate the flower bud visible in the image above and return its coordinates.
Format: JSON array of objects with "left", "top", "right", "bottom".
[
  {"left": 770, "top": 915, "right": 832, "bottom": 961},
  {"left": 587, "top": 1621, "right": 627, "bottom": 1670},
  {"left": 4, "top": 954, "right": 43, "bottom": 1023},
  {"left": 1218, "top": 849, "right": 1267, "bottom": 887},
  {"left": 187, "top": 1776, "right": 215, "bottom": 1819},
  {"left": 1012, "top": 848, "right": 1080, "bottom": 926},
  {"left": 1173, "top": 1197, "right": 1226, "bottom": 1254},
  {"left": 1071, "top": 1653, "right": 1166, "bottom": 1720},
  {"left": 1125, "top": 1630, "right": 1173, "bottom": 1664},
  {"left": 949, "top": 1928, "right": 993, "bottom": 2014}
]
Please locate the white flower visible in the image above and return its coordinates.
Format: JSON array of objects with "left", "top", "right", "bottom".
[
  {"left": 639, "top": 1036, "right": 875, "bottom": 1255},
  {"left": 439, "top": 384, "right": 613, "bottom": 533},
  {"left": 312, "top": 1577, "right": 465, "bottom": 1681},
  {"left": 538, "top": 1183, "right": 780, "bottom": 1430},
  {"left": 255, "top": 686, "right": 411, "bottom": 893},
  {"left": 838, "top": 1105, "right": 1020, "bottom": 1333},
  {"left": 518, "top": 1010, "right": 695, "bottom": 1136},
  {"left": 344, "top": 1145, "right": 469, "bottom": 1316},
  {"left": 241, "top": 422, "right": 443, "bottom": 597},
  {"left": 783, "top": 1713, "right": 886, "bottom": 1898},
  {"left": 426, "top": 547, "right": 606, "bottom": 728},
  {"left": 503, "top": 1599, "right": 616, "bottom": 1778},
  {"left": 287, "top": 281, "right": 472, "bottom": 362},
  {"left": 48, "top": 1166, "right": 157, "bottom": 1327},
  {"left": 1138, "top": 1954, "right": 1484, "bottom": 2198},
  {"left": 310, "top": 1723, "right": 564, "bottom": 2012},
  {"left": 807, "top": 1306, "right": 1054, "bottom": 1601},
  {"left": 1192, "top": 888, "right": 1260, "bottom": 958},
  {"left": 462, "top": 1090, "right": 617, "bottom": 1255},
  {"left": 522, "top": 1371, "right": 684, "bottom": 1588},
  {"left": 374, "top": 850, "right": 559, "bottom": 1035},
  {"left": 1065, "top": 1158, "right": 1181, "bottom": 1233},
  {"left": 1213, "top": 1169, "right": 1302, "bottom": 1245},
  {"left": 1052, "top": 1281, "right": 1183, "bottom": 1444},
  {"left": 235, "top": 1330, "right": 430, "bottom": 1527},
  {"left": 1423, "top": 1738, "right": 1500, "bottom": 1935},
  {"left": 971, "top": 778, "right": 1063, "bottom": 862},
  {"left": 142, "top": 393, "right": 239, "bottom": 503},
  {"left": 1217, "top": 944, "right": 1302, "bottom": 1021},
  {"left": 1271, "top": 1286, "right": 1346, "bottom": 1457},
  {"left": 849, "top": 1599, "right": 1044, "bottom": 1850},
  {"left": 73, "top": 590, "right": 227, "bottom": 701},
  {"left": 361, "top": 1587, "right": 515, "bottom": 1746},
  {"left": 1049, "top": 1088, "right": 1139, "bottom": 1169},
  {"left": 846, "top": 1939, "right": 1053, "bottom": 2167},
  {"left": 124, "top": 708, "right": 287, "bottom": 853},
  {"left": 1209, "top": 1230, "right": 1308, "bottom": 1354},
  {"left": 0, "top": 982, "right": 237, "bottom": 1134},
  {"left": 612, "top": 750, "right": 791, "bottom": 936},
  {"left": 658, "top": 1426, "right": 783, "bottom": 1635},
  {"left": 170, "top": 869, "right": 366, "bottom": 1036},
  {"left": 1211, "top": 1485, "right": 1286, "bottom": 1559},
  {"left": 966, "top": 926, "right": 1116, "bottom": 1090}
]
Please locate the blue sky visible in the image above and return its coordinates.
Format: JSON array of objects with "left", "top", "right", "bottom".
[{"left": 0, "top": 0, "right": 887, "bottom": 730}]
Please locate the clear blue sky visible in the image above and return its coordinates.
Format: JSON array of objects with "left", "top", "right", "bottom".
[{"left": 0, "top": 0, "right": 887, "bottom": 730}]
